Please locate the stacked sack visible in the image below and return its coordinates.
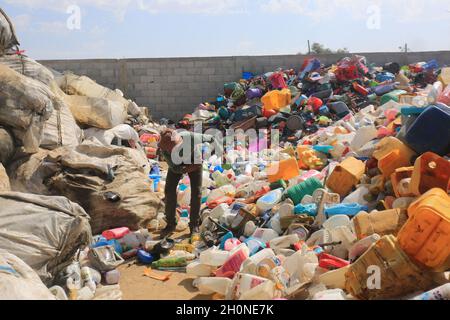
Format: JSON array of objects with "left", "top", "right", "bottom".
[{"left": 0, "top": 9, "right": 165, "bottom": 300}]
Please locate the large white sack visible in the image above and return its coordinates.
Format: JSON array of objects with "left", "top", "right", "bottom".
[
  {"left": 0, "top": 163, "right": 10, "bottom": 192},
  {"left": 0, "top": 127, "right": 14, "bottom": 165},
  {"left": 0, "top": 54, "right": 54, "bottom": 86},
  {"left": 0, "top": 249, "right": 56, "bottom": 300},
  {"left": 84, "top": 124, "right": 140, "bottom": 146},
  {"left": 64, "top": 95, "right": 128, "bottom": 129},
  {"left": 59, "top": 72, "right": 132, "bottom": 112},
  {"left": 41, "top": 81, "right": 83, "bottom": 150},
  {"left": 0, "top": 192, "right": 92, "bottom": 284},
  {"left": 40, "top": 102, "right": 83, "bottom": 150},
  {"left": 0, "top": 64, "right": 55, "bottom": 153},
  {"left": 0, "top": 8, "right": 19, "bottom": 54}
]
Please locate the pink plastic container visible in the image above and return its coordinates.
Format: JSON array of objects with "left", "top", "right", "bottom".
[
  {"left": 437, "top": 85, "right": 450, "bottom": 106},
  {"left": 215, "top": 247, "right": 249, "bottom": 279},
  {"left": 102, "top": 227, "right": 130, "bottom": 240},
  {"left": 224, "top": 238, "right": 241, "bottom": 252}
]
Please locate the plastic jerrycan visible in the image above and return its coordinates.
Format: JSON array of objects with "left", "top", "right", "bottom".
[
  {"left": 438, "top": 67, "right": 450, "bottom": 87},
  {"left": 227, "top": 273, "right": 270, "bottom": 300},
  {"left": 326, "top": 157, "right": 365, "bottom": 198},
  {"left": 186, "top": 262, "right": 215, "bottom": 277},
  {"left": 239, "top": 280, "right": 276, "bottom": 300},
  {"left": 267, "top": 157, "right": 300, "bottom": 183},
  {"left": 215, "top": 244, "right": 250, "bottom": 279},
  {"left": 350, "top": 125, "right": 378, "bottom": 152},
  {"left": 345, "top": 235, "right": 435, "bottom": 300},
  {"left": 404, "top": 104, "right": 450, "bottom": 156},
  {"left": 261, "top": 89, "right": 292, "bottom": 112},
  {"left": 397, "top": 188, "right": 450, "bottom": 272},
  {"left": 102, "top": 227, "right": 130, "bottom": 240},
  {"left": 240, "top": 248, "right": 276, "bottom": 275},
  {"left": 268, "top": 234, "right": 300, "bottom": 250},
  {"left": 194, "top": 277, "right": 233, "bottom": 296},
  {"left": 199, "top": 247, "right": 230, "bottom": 267},
  {"left": 437, "top": 84, "right": 450, "bottom": 105},
  {"left": 256, "top": 188, "right": 283, "bottom": 212},
  {"left": 352, "top": 209, "right": 408, "bottom": 240},
  {"left": 409, "top": 152, "right": 450, "bottom": 196},
  {"left": 372, "top": 137, "right": 416, "bottom": 178}
]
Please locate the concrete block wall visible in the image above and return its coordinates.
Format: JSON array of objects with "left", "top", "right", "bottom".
[{"left": 40, "top": 51, "right": 450, "bottom": 120}]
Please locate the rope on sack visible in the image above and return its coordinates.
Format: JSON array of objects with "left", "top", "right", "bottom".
[
  {"left": 56, "top": 108, "right": 63, "bottom": 147},
  {"left": 18, "top": 48, "right": 26, "bottom": 76}
]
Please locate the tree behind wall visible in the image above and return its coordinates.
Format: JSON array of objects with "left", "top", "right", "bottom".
[{"left": 298, "top": 43, "right": 350, "bottom": 55}]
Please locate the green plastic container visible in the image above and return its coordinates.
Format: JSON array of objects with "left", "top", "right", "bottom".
[
  {"left": 152, "top": 257, "right": 187, "bottom": 269},
  {"left": 380, "top": 90, "right": 407, "bottom": 106},
  {"left": 285, "top": 178, "right": 323, "bottom": 205}
]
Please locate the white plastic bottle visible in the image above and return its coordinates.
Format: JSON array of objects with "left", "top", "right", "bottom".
[
  {"left": 256, "top": 188, "right": 283, "bottom": 212},
  {"left": 252, "top": 228, "right": 279, "bottom": 243},
  {"left": 193, "top": 277, "right": 232, "bottom": 296},
  {"left": 412, "top": 283, "right": 450, "bottom": 300},
  {"left": 186, "top": 261, "right": 215, "bottom": 277},
  {"left": 269, "top": 234, "right": 300, "bottom": 250},
  {"left": 428, "top": 81, "right": 444, "bottom": 104},
  {"left": 81, "top": 267, "right": 97, "bottom": 293},
  {"left": 312, "top": 289, "right": 347, "bottom": 300},
  {"left": 350, "top": 126, "right": 378, "bottom": 152},
  {"left": 199, "top": 247, "right": 230, "bottom": 267},
  {"left": 240, "top": 248, "right": 276, "bottom": 275}
]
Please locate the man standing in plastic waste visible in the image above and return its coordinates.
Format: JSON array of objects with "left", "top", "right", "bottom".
[{"left": 159, "top": 128, "right": 217, "bottom": 241}]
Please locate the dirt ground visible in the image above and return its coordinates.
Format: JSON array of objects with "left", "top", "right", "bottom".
[{"left": 118, "top": 230, "right": 212, "bottom": 300}]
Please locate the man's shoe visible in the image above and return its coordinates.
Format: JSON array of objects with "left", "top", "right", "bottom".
[
  {"left": 159, "top": 225, "right": 176, "bottom": 239},
  {"left": 189, "top": 226, "right": 200, "bottom": 244}
]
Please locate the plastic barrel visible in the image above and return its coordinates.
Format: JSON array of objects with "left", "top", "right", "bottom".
[{"left": 285, "top": 178, "right": 323, "bottom": 205}]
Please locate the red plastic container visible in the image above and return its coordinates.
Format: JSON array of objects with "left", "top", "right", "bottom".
[
  {"left": 102, "top": 227, "right": 130, "bottom": 240},
  {"left": 318, "top": 253, "right": 350, "bottom": 270}
]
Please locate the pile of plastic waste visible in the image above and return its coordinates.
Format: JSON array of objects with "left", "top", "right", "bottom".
[
  {"left": 0, "top": 7, "right": 449, "bottom": 301},
  {"left": 143, "top": 57, "right": 450, "bottom": 300}
]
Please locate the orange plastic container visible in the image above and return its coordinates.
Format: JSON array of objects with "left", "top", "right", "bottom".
[
  {"left": 261, "top": 89, "right": 291, "bottom": 112},
  {"left": 326, "top": 157, "right": 366, "bottom": 198},
  {"left": 410, "top": 152, "right": 450, "bottom": 196},
  {"left": 267, "top": 157, "right": 300, "bottom": 183},
  {"left": 373, "top": 137, "right": 416, "bottom": 178},
  {"left": 398, "top": 188, "right": 450, "bottom": 271},
  {"left": 391, "top": 167, "right": 415, "bottom": 198},
  {"left": 345, "top": 235, "right": 435, "bottom": 300},
  {"left": 296, "top": 145, "right": 324, "bottom": 170}
]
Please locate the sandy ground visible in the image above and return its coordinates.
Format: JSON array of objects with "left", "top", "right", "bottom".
[
  {"left": 118, "top": 230, "right": 212, "bottom": 300},
  {"left": 119, "top": 161, "right": 213, "bottom": 300}
]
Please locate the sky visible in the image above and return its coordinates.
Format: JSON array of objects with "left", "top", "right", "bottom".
[{"left": 1, "top": 0, "right": 450, "bottom": 60}]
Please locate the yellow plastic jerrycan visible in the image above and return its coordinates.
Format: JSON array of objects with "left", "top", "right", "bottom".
[
  {"left": 409, "top": 152, "right": 450, "bottom": 196},
  {"left": 267, "top": 157, "right": 300, "bottom": 183},
  {"left": 373, "top": 137, "right": 416, "bottom": 178},
  {"left": 398, "top": 188, "right": 450, "bottom": 272},
  {"left": 326, "top": 157, "right": 366, "bottom": 198},
  {"left": 438, "top": 67, "right": 450, "bottom": 87},
  {"left": 261, "top": 89, "right": 292, "bottom": 112}
]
